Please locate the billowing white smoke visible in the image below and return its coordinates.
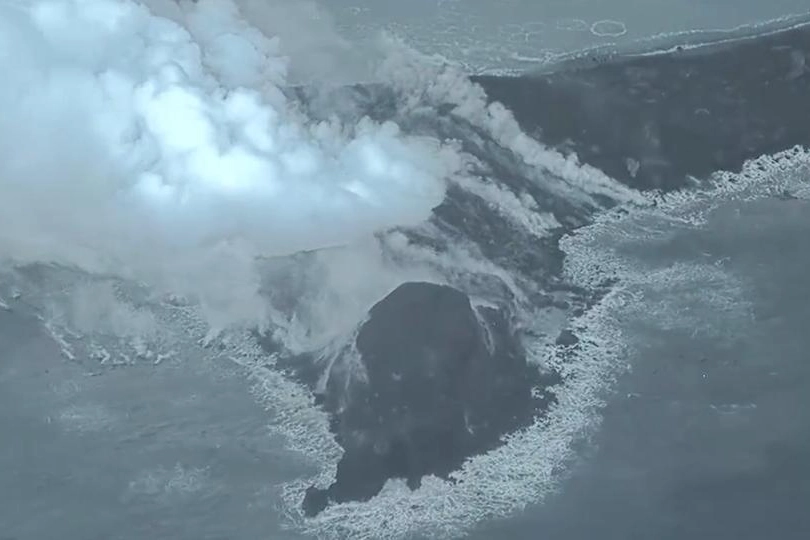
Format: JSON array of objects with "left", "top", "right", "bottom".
[{"left": 0, "top": 0, "right": 459, "bottom": 328}]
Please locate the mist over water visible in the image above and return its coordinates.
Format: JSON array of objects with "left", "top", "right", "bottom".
[{"left": 0, "top": 0, "right": 465, "bottom": 330}]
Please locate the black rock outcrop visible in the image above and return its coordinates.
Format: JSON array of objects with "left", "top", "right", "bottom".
[{"left": 299, "top": 281, "right": 557, "bottom": 516}]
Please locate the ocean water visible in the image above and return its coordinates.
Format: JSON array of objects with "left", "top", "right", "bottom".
[
  {"left": 1, "top": 2, "right": 810, "bottom": 540},
  {"left": 319, "top": 0, "right": 810, "bottom": 75},
  {"left": 469, "top": 171, "right": 810, "bottom": 540},
  {"left": 0, "top": 304, "right": 297, "bottom": 540},
  {"left": 4, "top": 160, "right": 809, "bottom": 540}
]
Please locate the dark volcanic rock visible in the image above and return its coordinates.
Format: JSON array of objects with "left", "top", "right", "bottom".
[
  {"left": 301, "top": 281, "right": 555, "bottom": 516},
  {"left": 555, "top": 329, "right": 579, "bottom": 347},
  {"left": 287, "top": 22, "right": 810, "bottom": 520},
  {"left": 472, "top": 23, "right": 810, "bottom": 192}
]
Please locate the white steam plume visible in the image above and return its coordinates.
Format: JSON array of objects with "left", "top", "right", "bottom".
[{"left": 0, "top": 0, "right": 460, "bottom": 327}]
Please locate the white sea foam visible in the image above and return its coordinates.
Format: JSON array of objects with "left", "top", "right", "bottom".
[{"left": 257, "top": 146, "right": 809, "bottom": 539}]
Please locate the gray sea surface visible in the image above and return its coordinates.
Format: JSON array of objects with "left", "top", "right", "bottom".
[
  {"left": 0, "top": 306, "right": 305, "bottom": 540},
  {"left": 468, "top": 195, "right": 810, "bottom": 540}
]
